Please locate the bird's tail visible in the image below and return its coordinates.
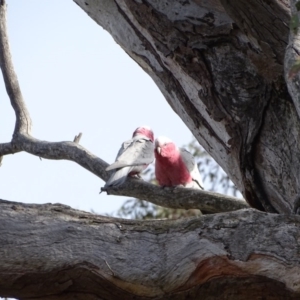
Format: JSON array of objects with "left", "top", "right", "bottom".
[
  {"left": 104, "top": 166, "right": 133, "bottom": 188},
  {"left": 190, "top": 165, "right": 204, "bottom": 190},
  {"left": 190, "top": 179, "right": 204, "bottom": 190}
]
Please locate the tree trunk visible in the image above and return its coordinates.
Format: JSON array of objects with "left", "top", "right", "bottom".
[
  {"left": 74, "top": 0, "right": 299, "bottom": 214},
  {"left": 0, "top": 199, "right": 300, "bottom": 300}
]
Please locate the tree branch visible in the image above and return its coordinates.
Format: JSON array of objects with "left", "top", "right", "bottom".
[
  {"left": 102, "top": 180, "right": 248, "bottom": 213},
  {"left": 0, "top": 0, "right": 32, "bottom": 135},
  {"left": 0, "top": 133, "right": 247, "bottom": 213},
  {"left": 0, "top": 199, "right": 298, "bottom": 299},
  {"left": 1, "top": 134, "right": 110, "bottom": 180},
  {"left": 0, "top": 141, "right": 21, "bottom": 156}
]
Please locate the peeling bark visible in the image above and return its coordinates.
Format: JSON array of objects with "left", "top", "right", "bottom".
[
  {"left": 0, "top": 200, "right": 300, "bottom": 299},
  {"left": 74, "top": 0, "right": 300, "bottom": 213}
]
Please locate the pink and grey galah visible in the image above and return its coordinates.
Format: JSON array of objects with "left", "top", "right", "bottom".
[
  {"left": 104, "top": 126, "right": 154, "bottom": 188},
  {"left": 155, "top": 136, "right": 204, "bottom": 189}
]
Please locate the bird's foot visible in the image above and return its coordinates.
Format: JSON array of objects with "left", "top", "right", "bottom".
[
  {"left": 100, "top": 186, "right": 108, "bottom": 194},
  {"left": 130, "top": 174, "right": 142, "bottom": 180}
]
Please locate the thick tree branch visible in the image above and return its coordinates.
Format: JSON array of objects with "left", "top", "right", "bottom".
[
  {"left": 0, "top": 199, "right": 299, "bottom": 299},
  {"left": 102, "top": 180, "right": 248, "bottom": 213},
  {"left": 0, "top": 0, "right": 32, "bottom": 135}
]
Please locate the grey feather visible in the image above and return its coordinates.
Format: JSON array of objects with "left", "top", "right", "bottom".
[
  {"left": 104, "top": 136, "right": 154, "bottom": 188},
  {"left": 104, "top": 166, "right": 134, "bottom": 187},
  {"left": 180, "top": 148, "right": 204, "bottom": 190},
  {"left": 180, "top": 148, "right": 195, "bottom": 172},
  {"left": 106, "top": 136, "right": 154, "bottom": 171}
]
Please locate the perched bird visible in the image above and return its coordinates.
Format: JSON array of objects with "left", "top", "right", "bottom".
[
  {"left": 104, "top": 126, "right": 154, "bottom": 188},
  {"left": 155, "top": 136, "right": 204, "bottom": 189}
]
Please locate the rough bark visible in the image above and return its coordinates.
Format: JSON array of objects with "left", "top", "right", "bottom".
[
  {"left": 285, "top": 0, "right": 300, "bottom": 118},
  {"left": 74, "top": 0, "right": 300, "bottom": 214},
  {"left": 0, "top": 199, "right": 300, "bottom": 300}
]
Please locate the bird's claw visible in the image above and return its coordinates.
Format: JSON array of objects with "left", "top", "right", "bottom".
[
  {"left": 100, "top": 186, "right": 109, "bottom": 194},
  {"left": 130, "top": 174, "right": 142, "bottom": 180}
]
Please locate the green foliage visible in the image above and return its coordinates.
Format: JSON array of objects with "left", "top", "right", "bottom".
[{"left": 114, "top": 139, "right": 242, "bottom": 220}]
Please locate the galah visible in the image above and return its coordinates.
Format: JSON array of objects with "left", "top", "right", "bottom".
[
  {"left": 155, "top": 136, "right": 204, "bottom": 189},
  {"left": 104, "top": 126, "right": 154, "bottom": 188}
]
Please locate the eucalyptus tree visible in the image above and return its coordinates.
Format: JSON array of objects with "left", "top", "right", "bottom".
[{"left": 1, "top": 0, "right": 300, "bottom": 299}]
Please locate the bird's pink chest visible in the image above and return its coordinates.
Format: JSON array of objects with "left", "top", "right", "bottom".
[{"left": 155, "top": 152, "right": 192, "bottom": 186}]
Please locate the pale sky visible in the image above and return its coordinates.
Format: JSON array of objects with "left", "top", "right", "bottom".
[{"left": 0, "top": 1, "right": 195, "bottom": 215}]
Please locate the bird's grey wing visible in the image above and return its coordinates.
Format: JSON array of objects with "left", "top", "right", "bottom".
[
  {"left": 132, "top": 138, "right": 154, "bottom": 165},
  {"left": 180, "top": 148, "right": 195, "bottom": 172},
  {"left": 180, "top": 148, "right": 204, "bottom": 189},
  {"left": 105, "top": 139, "right": 133, "bottom": 171},
  {"left": 106, "top": 138, "right": 154, "bottom": 171},
  {"left": 114, "top": 139, "right": 133, "bottom": 160}
]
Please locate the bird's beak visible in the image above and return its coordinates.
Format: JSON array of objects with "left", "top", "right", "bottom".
[{"left": 157, "top": 146, "right": 161, "bottom": 154}]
